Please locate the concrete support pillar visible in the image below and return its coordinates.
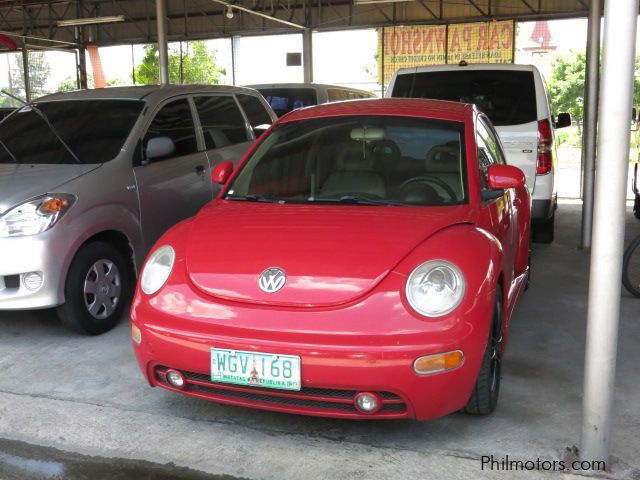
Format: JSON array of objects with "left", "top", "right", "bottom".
[
  {"left": 21, "top": 45, "right": 30, "bottom": 102},
  {"left": 156, "top": 0, "right": 169, "bottom": 85},
  {"left": 77, "top": 46, "right": 88, "bottom": 89},
  {"left": 580, "top": 0, "right": 602, "bottom": 249},
  {"left": 302, "top": 28, "right": 313, "bottom": 83},
  {"left": 231, "top": 35, "right": 239, "bottom": 86},
  {"left": 581, "top": 0, "right": 639, "bottom": 466}
]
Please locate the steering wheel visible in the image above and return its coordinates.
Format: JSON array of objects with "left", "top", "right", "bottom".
[
  {"left": 398, "top": 176, "right": 457, "bottom": 202},
  {"left": 370, "top": 140, "right": 401, "bottom": 162}
]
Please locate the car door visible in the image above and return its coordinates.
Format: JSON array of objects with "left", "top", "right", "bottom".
[
  {"left": 133, "top": 96, "right": 212, "bottom": 251},
  {"left": 235, "top": 93, "right": 276, "bottom": 137},
  {"left": 192, "top": 94, "right": 254, "bottom": 196},
  {"left": 476, "top": 118, "right": 518, "bottom": 286}
]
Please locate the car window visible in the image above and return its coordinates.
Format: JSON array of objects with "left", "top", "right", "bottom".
[
  {"left": 143, "top": 98, "right": 198, "bottom": 162},
  {"left": 236, "top": 94, "right": 273, "bottom": 128},
  {"left": 391, "top": 70, "right": 537, "bottom": 126},
  {"left": 194, "top": 95, "right": 249, "bottom": 149},
  {"left": 227, "top": 115, "right": 467, "bottom": 206},
  {"left": 0, "top": 100, "right": 143, "bottom": 165},
  {"left": 256, "top": 88, "right": 317, "bottom": 117},
  {"left": 477, "top": 118, "right": 506, "bottom": 165},
  {"left": 327, "top": 89, "right": 349, "bottom": 102},
  {"left": 476, "top": 127, "right": 497, "bottom": 191}
]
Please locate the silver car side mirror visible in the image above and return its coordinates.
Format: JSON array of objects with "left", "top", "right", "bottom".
[{"left": 146, "top": 136, "right": 175, "bottom": 161}]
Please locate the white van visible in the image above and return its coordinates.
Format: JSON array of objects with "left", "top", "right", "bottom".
[
  {"left": 387, "top": 63, "right": 570, "bottom": 242},
  {"left": 247, "top": 83, "right": 377, "bottom": 118}
]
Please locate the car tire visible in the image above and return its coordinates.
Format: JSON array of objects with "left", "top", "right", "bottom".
[
  {"left": 532, "top": 214, "right": 555, "bottom": 244},
  {"left": 464, "top": 288, "right": 503, "bottom": 415},
  {"left": 57, "top": 241, "right": 132, "bottom": 335}
]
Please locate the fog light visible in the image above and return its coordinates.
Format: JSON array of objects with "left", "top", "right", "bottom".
[
  {"left": 130, "top": 323, "right": 142, "bottom": 345},
  {"left": 166, "top": 369, "right": 186, "bottom": 389},
  {"left": 354, "top": 392, "right": 381, "bottom": 414},
  {"left": 22, "top": 271, "right": 43, "bottom": 291},
  {"left": 413, "top": 350, "right": 464, "bottom": 375}
]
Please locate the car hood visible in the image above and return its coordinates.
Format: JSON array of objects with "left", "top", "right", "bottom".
[
  {"left": 186, "top": 202, "right": 474, "bottom": 307},
  {"left": 0, "top": 163, "right": 100, "bottom": 214}
]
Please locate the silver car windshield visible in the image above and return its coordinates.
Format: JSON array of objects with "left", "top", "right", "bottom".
[
  {"left": 0, "top": 99, "right": 144, "bottom": 164},
  {"left": 226, "top": 115, "right": 467, "bottom": 206}
]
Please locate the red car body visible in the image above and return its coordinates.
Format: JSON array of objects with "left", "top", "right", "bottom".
[{"left": 131, "top": 99, "right": 531, "bottom": 420}]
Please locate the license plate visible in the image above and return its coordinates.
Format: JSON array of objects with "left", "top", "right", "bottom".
[{"left": 210, "top": 348, "right": 301, "bottom": 391}]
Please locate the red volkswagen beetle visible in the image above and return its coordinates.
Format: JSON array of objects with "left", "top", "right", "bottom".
[{"left": 130, "top": 99, "right": 530, "bottom": 420}]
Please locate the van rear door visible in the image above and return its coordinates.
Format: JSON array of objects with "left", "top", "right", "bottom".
[{"left": 389, "top": 68, "right": 539, "bottom": 190}]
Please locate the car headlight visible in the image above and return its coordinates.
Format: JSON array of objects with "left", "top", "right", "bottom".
[
  {"left": 405, "top": 260, "right": 465, "bottom": 317},
  {"left": 0, "top": 194, "right": 75, "bottom": 238},
  {"left": 140, "top": 245, "right": 175, "bottom": 295}
]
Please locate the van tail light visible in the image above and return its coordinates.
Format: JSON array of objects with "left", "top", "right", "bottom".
[{"left": 537, "top": 119, "right": 553, "bottom": 175}]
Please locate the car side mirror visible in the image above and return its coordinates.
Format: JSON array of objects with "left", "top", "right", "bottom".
[
  {"left": 212, "top": 160, "right": 233, "bottom": 185},
  {"left": 555, "top": 112, "right": 571, "bottom": 129},
  {"left": 146, "top": 136, "right": 175, "bottom": 161},
  {"left": 487, "top": 165, "right": 526, "bottom": 190}
]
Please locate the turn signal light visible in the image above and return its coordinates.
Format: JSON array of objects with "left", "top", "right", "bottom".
[
  {"left": 130, "top": 323, "right": 142, "bottom": 344},
  {"left": 39, "top": 197, "right": 69, "bottom": 214},
  {"left": 413, "top": 350, "right": 464, "bottom": 375}
]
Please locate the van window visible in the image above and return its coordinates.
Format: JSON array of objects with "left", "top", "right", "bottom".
[
  {"left": 143, "top": 99, "right": 198, "bottom": 161},
  {"left": 256, "top": 88, "right": 317, "bottom": 117},
  {"left": 0, "top": 99, "right": 143, "bottom": 164},
  {"left": 194, "top": 95, "right": 249, "bottom": 149},
  {"left": 392, "top": 70, "right": 537, "bottom": 126},
  {"left": 236, "top": 94, "right": 273, "bottom": 128}
]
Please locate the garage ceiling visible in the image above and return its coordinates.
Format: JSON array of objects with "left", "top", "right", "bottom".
[{"left": 1, "top": 0, "right": 592, "bottom": 48}]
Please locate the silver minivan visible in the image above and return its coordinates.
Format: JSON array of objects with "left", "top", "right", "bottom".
[
  {"left": 0, "top": 85, "right": 276, "bottom": 334},
  {"left": 246, "top": 83, "right": 377, "bottom": 117}
]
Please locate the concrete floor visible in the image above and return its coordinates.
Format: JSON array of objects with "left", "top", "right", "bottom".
[{"left": 0, "top": 203, "right": 639, "bottom": 480}]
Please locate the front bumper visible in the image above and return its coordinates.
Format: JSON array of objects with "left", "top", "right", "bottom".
[
  {"left": 0, "top": 231, "right": 69, "bottom": 309},
  {"left": 131, "top": 274, "right": 496, "bottom": 421}
]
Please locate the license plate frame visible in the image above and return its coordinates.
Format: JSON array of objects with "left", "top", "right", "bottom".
[{"left": 210, "top": 348, "right": 301, "bottom": 391}]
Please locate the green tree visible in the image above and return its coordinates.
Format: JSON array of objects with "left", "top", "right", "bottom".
[
  {"left": 0, "top": 51, "right": 50, "bottom": 107},
  {"left": 549, "top": 50, "right": 640, "bottom": 122},
  {"left": 133, "top": 41, "right": 225, "bottom": 85},
  {"left": 548, "top": 51, "right": 586, "bottom": 123}
]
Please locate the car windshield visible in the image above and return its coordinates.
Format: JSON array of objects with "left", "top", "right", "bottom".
[
  {"left": 0, "top": 99, "right": 144, "bottom": 164},
  {"left": 391, "top": 70, "right": 537, "bottom": 126},
  {"left": 226, "top": 115, "right": 467, "bottom": 206}
]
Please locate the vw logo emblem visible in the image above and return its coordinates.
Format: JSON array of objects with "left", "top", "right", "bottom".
[{"left": 258, "top": 267, "right": 286, "bottom": 293}]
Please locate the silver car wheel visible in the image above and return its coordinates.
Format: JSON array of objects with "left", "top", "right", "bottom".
[{"left": 83, "top": 259, "right": 122, "bottom": 319}]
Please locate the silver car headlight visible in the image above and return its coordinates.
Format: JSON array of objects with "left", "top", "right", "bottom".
[
  {"left": 405, "top": 260, "right": 465, "bottom": 317},
  {"left": 0, "top": 194, "right": 75, "bottom": 238},
  {"left": 140, "top": 245, "right": 175, "bottom": 295}
]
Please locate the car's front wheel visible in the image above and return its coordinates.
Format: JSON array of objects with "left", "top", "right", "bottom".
[
  {"left": 464, "top": 288, "right": 503, "bottom": 415},
  {"left": 57, "top": 241, "right": 132, "bottom": 335}
]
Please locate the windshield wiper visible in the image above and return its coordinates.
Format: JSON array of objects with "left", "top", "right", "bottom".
[
  {"left": 224, "top": 194, "right": 284, "bottom": 204},
  {"left": 310, "top": 195, "right": 408, "bottom": 206},
  {"left": 1, "top": 90, "right": 82, "bottom": 164}
]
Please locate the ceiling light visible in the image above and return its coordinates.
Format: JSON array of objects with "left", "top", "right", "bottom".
[
  {"left": 226, "top": 5, "right": 234, "bottom": 19},
  {"left": 57, "top": 15, "right": 125, "bottom": 27}
]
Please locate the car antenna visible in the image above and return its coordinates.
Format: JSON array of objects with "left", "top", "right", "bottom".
[{"left": 0, "top": 89, "right": 83, "bottom": 164}]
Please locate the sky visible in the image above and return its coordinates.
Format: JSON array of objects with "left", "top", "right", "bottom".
[{"left": 0, "top": 16, "right": 637, "bottom": 97}]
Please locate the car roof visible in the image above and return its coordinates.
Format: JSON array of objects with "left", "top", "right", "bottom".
[
  {"left": 279, "top": 98, "right": 475, "bottom": 123},
  {"left": 37, "top": 84, "right": 259, "bottom": 103},
  {"left": 246, "top": 82, "right": 373, "bottom": 93},
  {"left": 395, "top": 63, "right": 537, "bottom": 75}
]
